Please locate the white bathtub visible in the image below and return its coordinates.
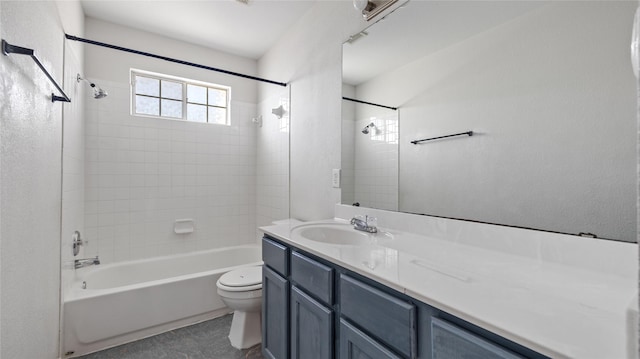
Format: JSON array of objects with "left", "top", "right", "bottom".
[{"left": 63, "top": 245, "right": 262, "bottom": 357}]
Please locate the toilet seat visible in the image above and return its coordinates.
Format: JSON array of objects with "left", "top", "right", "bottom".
[{"left": 217, "top": 266, "right": 262, "bottom": 292}]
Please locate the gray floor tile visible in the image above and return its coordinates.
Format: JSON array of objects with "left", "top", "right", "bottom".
[{"left": 77, "top": 314, "right": 264, "bottom": 359}]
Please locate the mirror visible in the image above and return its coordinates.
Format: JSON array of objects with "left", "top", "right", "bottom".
[{"left": 342, "top": 1, "right": 637, "bottom": 242}]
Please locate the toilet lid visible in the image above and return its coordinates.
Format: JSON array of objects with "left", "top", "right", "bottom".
[{"left": 219, "top": 266, "right": 262, "bottom": 287}]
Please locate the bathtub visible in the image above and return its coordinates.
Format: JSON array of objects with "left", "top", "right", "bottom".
[{"left": 63, "top": 245, "right": 262, "bottom": 357}]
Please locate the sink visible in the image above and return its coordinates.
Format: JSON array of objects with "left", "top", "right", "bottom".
[{"left": 291, "top": 223, "right": 375, "bottom": 246}]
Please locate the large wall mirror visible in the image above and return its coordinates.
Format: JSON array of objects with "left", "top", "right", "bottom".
[{"left": 342, "top": 1, "right": 637, "bottom": 242}]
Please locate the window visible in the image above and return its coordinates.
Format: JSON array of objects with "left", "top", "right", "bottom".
[{"left": 131, "top": 69, "right": 230, "bottom": 125}]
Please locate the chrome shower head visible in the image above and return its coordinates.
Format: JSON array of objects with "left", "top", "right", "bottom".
[
  {"left": 93, "top": 87, "right": 108, "bottom": 99},
  {"left": 77, "top": 74, "right": 108, "bottom": 99},
  {"left": 362, "top": 122, "right": 375, "bottom": 134}
]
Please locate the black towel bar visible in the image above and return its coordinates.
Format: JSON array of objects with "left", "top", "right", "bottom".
[
  {"left": 2, "top": 39, "right": 71, "bottom": 103},
  {"left": 410, "top": 131, "right": 473, "bottom": 144}
]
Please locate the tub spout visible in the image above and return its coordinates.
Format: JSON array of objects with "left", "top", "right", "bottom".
[{"left": 75, "top": 256, "right": 100, "bottom": 269}]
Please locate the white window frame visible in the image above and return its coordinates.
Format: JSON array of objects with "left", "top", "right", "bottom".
[{"left": 130, "top": 69, "right": 231, "bottom": 125}]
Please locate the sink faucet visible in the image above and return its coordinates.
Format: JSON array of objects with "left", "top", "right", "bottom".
[
  {"left": 350, "top": 215, "right": 377, "bottom": 233},
  {"left": 75, "top": 256, "right": 100, "bottom": 269}
]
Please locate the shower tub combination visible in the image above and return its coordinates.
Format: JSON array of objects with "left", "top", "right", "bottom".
[{"left": 63, "top": 245, "right": 262, "bottom": 357}]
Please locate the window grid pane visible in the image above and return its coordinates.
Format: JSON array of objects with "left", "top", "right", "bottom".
[
  {"left": 161, "top": 99, "right": 183, "bottom": 118},
  {"left": 136, "top": 76, "right": 159, "bottom": 96},
  {"left": 187, "top": 104, "right": 207, "bottom": 123},
  {"left": 161, "top": 80, "right": 182, "bottom": 100},
  {"left": 187, "top": 84, "right": 207, "bottom": 105},
  {"left": 208, "top": 88, "right": 227, "bottom": 107},
  {"left": 136, "top": 95, "right": 160, "bottom": 116}
]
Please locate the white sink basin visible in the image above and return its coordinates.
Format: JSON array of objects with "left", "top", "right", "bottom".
[{"left": 291, "top": 223, "right": 375, "bottom": 246}]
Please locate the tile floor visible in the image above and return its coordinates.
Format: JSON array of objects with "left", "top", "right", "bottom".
[{"left": 76, "top": 314, "right": 264, "bottom": 359}]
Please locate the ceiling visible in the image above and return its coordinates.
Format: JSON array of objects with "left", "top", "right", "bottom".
[{"left": 80, "top": 0, "right": 317, "bottom": 60}]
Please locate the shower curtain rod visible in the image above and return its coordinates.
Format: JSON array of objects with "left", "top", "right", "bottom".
[
  {"left": 342, "top": 96, "right": 397, "bottom": 110},
  {"left": 65, "top": 34, "right": 287, "bottom": 87}
]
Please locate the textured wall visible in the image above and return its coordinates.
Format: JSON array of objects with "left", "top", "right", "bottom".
[{"left": 0, "top": 1, "right": 80, "bottom": 357}]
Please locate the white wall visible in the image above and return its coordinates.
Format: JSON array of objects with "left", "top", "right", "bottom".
[
  {"left": 82, "top": 18, "right": 260, "bottom": 263},
  {"left": 0, "top": 1, "right": 83, "bottom": 357},
  {"left": 356, "top": 2, "right": 637, "bottom": 241},
  {"left": 256, "top": 84, "right": 290, "bottom": 234},
  {"left": 341, "top": 85, "right": 356, "bottom": 206},
  {"left": 259, "top": 2, "right": 372, "bottom": 221}
]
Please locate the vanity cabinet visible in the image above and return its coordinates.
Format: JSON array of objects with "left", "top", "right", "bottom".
[{"left": 262, "top": 235, "right": 547, "bottom": 359}]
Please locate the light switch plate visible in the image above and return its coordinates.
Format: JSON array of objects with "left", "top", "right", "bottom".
[{"left": 332, "top": 169, "right": 341, "bottom": 188}]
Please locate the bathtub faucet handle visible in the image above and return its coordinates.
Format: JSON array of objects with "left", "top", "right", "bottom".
[{"left": 74, "top": 256, "right": 100, "bottom": 269}]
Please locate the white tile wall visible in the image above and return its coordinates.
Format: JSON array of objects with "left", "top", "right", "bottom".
[
  {"left": 84, "top": 79, "right": 257, "bottom": 264},
  {"left": 353, "top": 114, "right": 398, "bottom": 211}
]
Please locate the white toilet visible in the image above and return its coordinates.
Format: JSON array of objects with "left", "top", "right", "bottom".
[{"left": 216, "top": 265, "right": 263, "bottom": 349}]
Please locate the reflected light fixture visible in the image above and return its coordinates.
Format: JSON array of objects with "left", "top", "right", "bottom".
[{"left": 352, "top": 0, "right": 399, "bottom": 21}]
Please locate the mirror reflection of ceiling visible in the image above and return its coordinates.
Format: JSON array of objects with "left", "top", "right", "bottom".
[{"left": 343, "top": 1, "right": 546, "bottom": 86}]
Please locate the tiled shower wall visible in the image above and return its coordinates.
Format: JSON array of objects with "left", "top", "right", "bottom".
[
  {"left": 350, "top": 111, "right": 399, "bottom": 211},
  {"left": 83, "top": 79, "right": 258, "bottom": 264}
]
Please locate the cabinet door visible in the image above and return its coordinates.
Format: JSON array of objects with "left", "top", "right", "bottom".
[
  {"left": 291, "top": 286, "right": 333, "bottom": 359},
  {"left": 340, "top": 319, "right": 402, "bottom": 359},
  {"left": 263, "top": 266, "right": 290, "bottom": 359}
]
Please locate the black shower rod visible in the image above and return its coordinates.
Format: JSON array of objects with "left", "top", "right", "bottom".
[
  {"left": 65, "top": 34, "right": 287, "bottom": 87},
  {"left": 342, "top": 96, "right": 397, "bottom": 110}
]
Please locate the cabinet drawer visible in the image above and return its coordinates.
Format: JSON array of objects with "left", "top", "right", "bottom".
[
  {"left": 340, "top": 274, "right": 416, "bottom": 358},
  {"left": 431, "top": 317, "right": 525, "bottom": 359},
  {"left": 262, "top": 236, "right": 289, "bottom": 276},
  {"left": 291, "top": 251, "right": 334, "bottom": 305}
]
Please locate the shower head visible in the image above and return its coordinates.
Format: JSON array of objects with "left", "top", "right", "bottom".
[
  {"left": 77, "top": 74, "right": 108, "bottom": 99},
  {"left": 93, "top": 87, "right": 108, "bottom": 99},
  {"left": 362, "top": 122, "right": 375, "bottom": 134}
]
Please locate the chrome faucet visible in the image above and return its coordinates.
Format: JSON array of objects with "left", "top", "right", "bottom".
[
  {"left": 74, "top": 256, "right": 100, "bottom": 269},
  {"left": 350, "top": 215, "right": 377, "bottom": 233}
]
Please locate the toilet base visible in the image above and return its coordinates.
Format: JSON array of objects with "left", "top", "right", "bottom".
[{"left": 228, "top": 310, "right": 262, "bottom": 349}]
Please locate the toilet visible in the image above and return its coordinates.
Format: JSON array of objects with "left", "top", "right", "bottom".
[{"left": 216, "top": 265, "right": 263, "bottom": 349}]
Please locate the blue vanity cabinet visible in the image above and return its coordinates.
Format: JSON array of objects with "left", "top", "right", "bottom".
[
  {"left": 262, "top": 238, "right": 290, "bottom": 359},
  {"left": 261, "top": 235, "right": 547, "bottom": 359}
]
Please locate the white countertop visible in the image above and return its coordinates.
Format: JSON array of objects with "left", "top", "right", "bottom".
[{"left": 260, "top": 212, "right": 637, "bottom": 359}]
